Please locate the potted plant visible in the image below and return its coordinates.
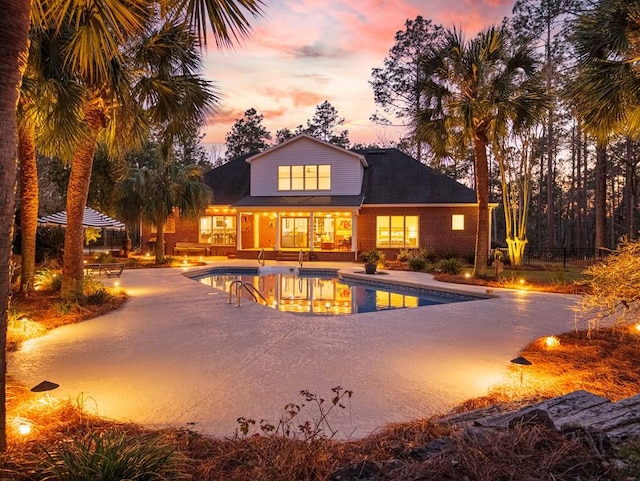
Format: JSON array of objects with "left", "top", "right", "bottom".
[{"left": 363, "top": 249, "right": 382, "bottom": 274}]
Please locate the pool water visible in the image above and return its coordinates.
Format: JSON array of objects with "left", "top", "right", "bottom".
[{"left": 191, "top": 267, "right": 485, "bottom": 316}]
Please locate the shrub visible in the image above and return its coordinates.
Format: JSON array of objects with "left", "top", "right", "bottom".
[
  {"left": 34, "top": 268, "right": 62, "bottom": 292},
  {"left": 437, "top": 257, "right": 462, "bottom": 275},
  {"left": 396, "top": 248, "right": 416, "bottom": 262},
  {"left": 95, "top": 252, "right": 116, "bottom": 264},
  {"left": 41, "top": 429, "right": 186, "bottom": 481},
  {"left": 576, "top": 237, "right": 640, "bottom": 334},
  {"left": 360, "top": 249, "right": 386, "bottom": 267},
  {"left": 408, "top": 257, "right": 427, "bottom": 271},
  {"left": 85, "top": 288, "right": 113, "bottom": 306},
  {"left": 416, "top": 247, "right": 436, "bottom": 263}
]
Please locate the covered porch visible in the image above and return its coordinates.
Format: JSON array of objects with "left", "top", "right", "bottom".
[{"left": 235, "top": 209, "right": 358, "bottom": 261}]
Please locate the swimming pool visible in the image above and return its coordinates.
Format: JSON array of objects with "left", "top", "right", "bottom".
[{"left": 189, "top": 267, "right": 487, "bottom": 315}]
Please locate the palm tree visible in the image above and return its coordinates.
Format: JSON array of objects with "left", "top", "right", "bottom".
[
  {"left": 567, "top": 0, "right": 640, "bottom": 253},
  {"left": 415, "top": 26, "right": 548, "bottom": 277},
  {"left": 44, "top": 1, "right": 254, "bottom": 299},
  {"left": 115, "top": 146, "right": 212, "bottom": 263},
  {"left": 17, "top": 23, "right": 86, "bottom": 293},
  {"left": 0, "top": 0, "right": 30, "bottom": 452},
  {"left": 0, "top": 0, "right": 262, "bottom": 449}
]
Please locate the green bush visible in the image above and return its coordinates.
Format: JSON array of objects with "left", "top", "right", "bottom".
[
  {"left": 85, "top": 288, "right": 113, "bottom": 305},
  {"left": 34, "top": 268, "right": 62, "bottom": 292},
  {"left": 408, "top": 257, "right": 427, "bottom": 271},
  {"left": 95, "top": 252, "right": 116, "bottom": 264},
  {"left": 437, "top": 257, "right": 462, "bottom": 275},
  {"left": 41, "top": 429, "right": 186, "bottom": 481},
  {"left": 396, "top": 248, "right": 416, "bottom": 262}
]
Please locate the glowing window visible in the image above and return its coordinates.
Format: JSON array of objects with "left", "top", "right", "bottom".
[
  {"left": 452, "top": 214, "right": 465, "bottom": 231},
  {"left": 376, "top": 216, "right": 419, "bottom": 248},
  {"left": 200, "top": 215, "right": 236, "bottom": 245},
  {"left": 277, "top": 164, "right": 331, "bottom": 191}
]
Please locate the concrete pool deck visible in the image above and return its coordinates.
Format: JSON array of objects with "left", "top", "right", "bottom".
[{"left": 9, "top": 260, "right": 582, "bottom": 439}]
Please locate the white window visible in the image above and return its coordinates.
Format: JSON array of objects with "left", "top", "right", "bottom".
[
  {"left": 452, "top": 214, "right": 465, "bottom": 231},
  {"left": 376, "top": 216, "right": 419, "bottom": 248},
  {"left": 277, "top": 165, "right": 331, "bottom": 191},
  {"left": 200, "top": 215, "right": 236, "bottom": 245}
]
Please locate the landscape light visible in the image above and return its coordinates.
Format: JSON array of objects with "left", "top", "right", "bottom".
[
  {"left": 544, "top": 336, "right": 560, "bottom": 348},
  {"left": 18, "top": 422, "right": 31, "bottom": 436},
  {"left": 30, "top": 380, "right": 59, "bottom": 393},
  {"left": 510, "top": 356, "right": 532, "bottom": 385},
  {"left": 635, "top": 323, "right": 640, "bottom": 333}
]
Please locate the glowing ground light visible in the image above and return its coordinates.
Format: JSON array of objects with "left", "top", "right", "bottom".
[
  {"left": 464, "top": 273, "right": 471, "bottom": 278},
  {"left": 635, "top": 323, "right": 640, "bottom": 333},
  {"left": 544, "top": 335, "right": 561, "bottom": 348},
  {"left": 18, "top": 422, "right": 31, "bottom": 436},
  {"left": 519, "top": 278, "right": 526, "bottom": 285}
]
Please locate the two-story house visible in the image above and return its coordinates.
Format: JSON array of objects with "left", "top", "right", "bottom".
[{"left": 148, "top": 134, "right": 487, "bottom": 261}]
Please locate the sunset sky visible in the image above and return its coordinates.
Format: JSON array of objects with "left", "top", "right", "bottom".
[{"left": 202, "top": 0, "right": 515, "bottom": 153}]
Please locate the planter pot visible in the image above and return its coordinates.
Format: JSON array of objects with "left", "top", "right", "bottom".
[{"left": 364, "top": 263, "right": 377, "bottom": 274}]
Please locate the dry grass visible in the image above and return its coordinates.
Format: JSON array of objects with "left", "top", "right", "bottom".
[{"left": 3, "top": 278, "right": 640, "bottom": 480}]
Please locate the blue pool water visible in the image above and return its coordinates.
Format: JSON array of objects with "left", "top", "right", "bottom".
[{"left": 190, "top": 267, "right": 486, "bottom": 316}]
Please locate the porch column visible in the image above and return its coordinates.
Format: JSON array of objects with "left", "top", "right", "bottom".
[
  {"left": 310, "top": 212, "right": 315, "bottom": 252},
  {"left": 275, "top": 213, "right": 280, "bottom": 250},
  {"left": 351, "top": 211, "right": 358, "bottom": 260},
  {"left": 236, "top": 213, "right": 242, "bottom": 251}
]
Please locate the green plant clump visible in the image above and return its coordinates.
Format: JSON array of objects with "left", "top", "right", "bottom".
[
  {"left": 34, "top": 268, "right": 62, "bottom": 291},
  {"left": 408, "top": 257, "right": 427, "bottom": 271},
  {"left": 95, "top": 252, "right": 116, "bottom": 264},
  {"left": 85, "top": 288, "right": 113, "bottom": 305},
  {"left": 437, "top": 257, "right": 462, "bottom": 275},
  {"left": 41, "top": 429, "right": 186, "bottom": 481}
]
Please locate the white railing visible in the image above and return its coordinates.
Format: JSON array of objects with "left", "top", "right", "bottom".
[
  {"left": 257, "top": 248, "right": 266, "bottom": 266},
  {"left": 298, "top": 250, "right": 304, "bottom": 268}
]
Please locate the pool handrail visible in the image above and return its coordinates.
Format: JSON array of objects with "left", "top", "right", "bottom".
[
  {"left": 258, "top": 248, "right": 266, "bottom": 266},
  {"left": 236, "top": 281, "right": 268, "bottom": 307}
]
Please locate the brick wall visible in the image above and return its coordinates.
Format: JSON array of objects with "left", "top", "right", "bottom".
[{"left": 358, "top": 206, "right": 477, "bottom": 260}]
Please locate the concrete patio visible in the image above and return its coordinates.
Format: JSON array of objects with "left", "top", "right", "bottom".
[{"left": 9, "top": 260, "right": 582, "bottom": 439}]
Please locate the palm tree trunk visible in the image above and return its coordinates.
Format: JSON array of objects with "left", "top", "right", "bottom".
[
  {"left": 18, "top": 118, "right": 38, "bottom": 293},
  {"left": 155, "top": 221, "right": 165, "bottom": 263},
  {"left": 61, "top": 106, "right": 103, "bottom": 299},
  {"left": 473, "top": 134, "right": 490, "bottom": 277},
  {"left": 0, "top": 0, "right": 31, "bottom": 453}
]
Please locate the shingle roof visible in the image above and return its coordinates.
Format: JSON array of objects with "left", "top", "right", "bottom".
[
  {"left": 233, "top": 195, "right": 364, "bottom": 208},
  {"left": 203, "top": 154, "right": 251, "bottom": 205},
  {"left": 356, "top": 148, "right": 477, "bottom": 204},
  {"left": 203, "top": 147, "right": 477, "bottom": 207}
]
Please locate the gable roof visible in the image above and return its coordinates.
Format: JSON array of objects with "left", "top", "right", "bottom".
[
  {"left": 203, "top": 145, "right": 477, "bottom": 207},
  {"left": 355, "top": 148, "right": 477, "bottom": 204},
  {"left": 246, "top": 133, "right": 368, "bottom": 167}
]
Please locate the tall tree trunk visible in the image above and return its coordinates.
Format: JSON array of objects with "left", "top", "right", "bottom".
[
  {"left": 624, "top": 139, "right": 635, "bottom": 240},
  {"left": 595, "top": 143, "right": 607, "bottom": 255},
  {"left": 155, "top": 220, "right": 165, "bottom": 263},
  {"left": 576, "top": 123, "right": 583, "bottom": 249},
  {"left": 61, "top": 106, "right": 104, "bottom": 299},
  {"left": 473, "top": 134, "right": 490, "bottom": 277},
  {"left": 18, "top": 118, "right": 37, "bottom": 292},
  {"left": 546, "top": 110, "right": 554, "bottom": 249},
  {"left": 0, "top": 0, "right": 31, "bottom": 453}
]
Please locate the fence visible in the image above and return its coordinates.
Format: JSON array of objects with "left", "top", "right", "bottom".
[{"left": 494, "top": 247, "right": 610, "bottom": 269}]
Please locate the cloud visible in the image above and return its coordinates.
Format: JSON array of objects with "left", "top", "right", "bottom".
[{"left": 260, "top": 87, "right": 325, "bottom": 108}]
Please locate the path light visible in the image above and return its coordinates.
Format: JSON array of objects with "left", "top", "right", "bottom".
[
  {"left": 510, "top": 356, "right": 532, "bottom": 385},
  {"left": 544, "top": 336, "right": 560, "bottom": 349},
  {"left": 634, "top": 323, "right": 640, "bottom": 333},
  {"left": 18, "top": 421, "right": 31, "bottom": 436},
  {"left": 30, "top": 380, "right": 59, "bottom": 393}
]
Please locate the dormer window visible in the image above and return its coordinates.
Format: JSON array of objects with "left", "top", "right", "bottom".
[{"left": 278, "top": 164, "right": 331, "bottom": 191}]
